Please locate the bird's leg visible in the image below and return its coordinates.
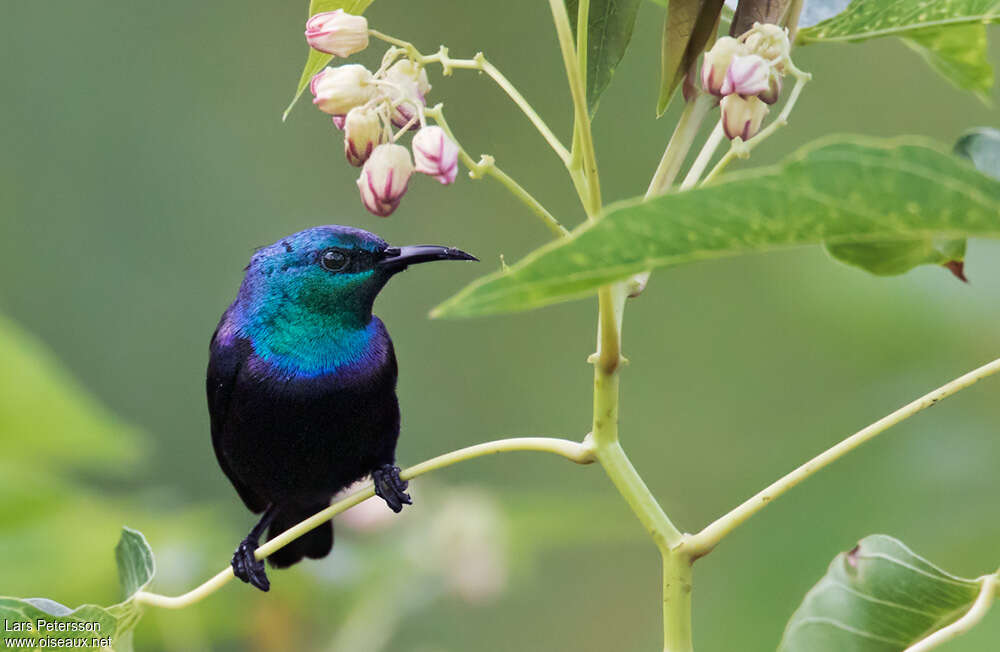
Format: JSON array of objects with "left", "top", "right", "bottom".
[
  {"left": 232, "top": 505, "right": 276, "bottom": 592},
  {"left": 372, "top": 464, "right": 412, "bottom": 513}
]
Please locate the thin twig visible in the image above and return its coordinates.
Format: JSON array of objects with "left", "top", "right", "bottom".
[
  {"left": 688, "top": 357, "right": 1000, "bottom": 556},
  {"left": 134, "top": 436, "right": 594, "bottom": 609}
]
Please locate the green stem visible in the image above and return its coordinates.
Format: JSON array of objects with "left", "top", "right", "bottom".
[
  {"left": 688, "top": 356, "right": 1000, "bottom": 557},
  {"left": 681, "top": 121, "right": 724, "bottom": 190},
  {"left": 426, "top": 105, "right": 569, "bottom": 238},
  {"left": 662, "top": 550, "right": 694, "bottom": 652},
  {"left": 549, "top": 0, "right": 601, "bottom": 215},
  {"left": 646, "top": 94, "right": 716, "bottom": 198},
  {"left": 133, "top": 436, "right": 594, "bottom": 609},
  {"left": 368, "top": 30, "right": 571, "bottom": 165}
]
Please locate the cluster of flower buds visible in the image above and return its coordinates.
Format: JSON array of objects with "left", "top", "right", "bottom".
[
  {"left": 304, "top": 10, "right": 460, "bottom": 217},
  {"left": 701, "top": 23, "right": 790, "bottom": 141}
]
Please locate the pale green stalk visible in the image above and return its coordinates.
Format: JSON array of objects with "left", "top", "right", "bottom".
[
  {"left": 688, "top": 357, "right": 1000, "bottom": 556},
  {"left": 133, "top": 436, "right": 593, "bottom": 609},
  {"left": 368, "top": 31, "right": 570, "bottom": 165},
  {"left": 646, "top": 94, "right": 716, "bottom": 197},
  {"left": 425, "top": 105, "right": 569, "bottom": 238}
]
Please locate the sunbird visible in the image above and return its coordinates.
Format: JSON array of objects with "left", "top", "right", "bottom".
[{"left": 207, "top": 225, "right": 476, "bottom": 591}]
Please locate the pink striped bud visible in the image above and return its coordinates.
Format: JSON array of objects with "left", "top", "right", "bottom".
[
  {"left": 304, "top": 10, "right": 369, "bottom": 57},
  {"left": 331, "top": 114, "right": 346, "bottom": 130},
  {"left": 412, "top": 126, "right": 459, "bottom": 185},
  {"left": 310, "top": 64, "right": 376, "bottom": 116},
  {"left": 720, "top": 54, "right": 770, "bottom": 97},
  {"left": 384, "top": 60, "right": 431, "bottom": 129},
  {"left": 357, "top": 144, "right": 413, "bottom": 217},
  {"left": 758, "top": 70, "right": 783, "bottom": 105},
  {"left": 721, "top": 94, "right": 768, "bottom": 141},
  {"left": 343, "top": 107, "right": 385, "bottom": 167},
  {"left": 701, "top": 37, "right": 744, "bottom": 96}
]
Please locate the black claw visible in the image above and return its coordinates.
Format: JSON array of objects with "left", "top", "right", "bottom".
[
  {"left": 232, "top": 539, "right": 270, "bottom": 592},
  {"left": 372, "top": 464, "right": 412, "bottom": 513}
]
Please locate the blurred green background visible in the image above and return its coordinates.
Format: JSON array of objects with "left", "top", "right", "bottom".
[{"left": 2, "top": 2, "right": 1000, "bottom": 651}]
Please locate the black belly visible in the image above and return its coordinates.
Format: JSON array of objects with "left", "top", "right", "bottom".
[{"left": 220, "top": 369, "right": 401, "bottom": 506}]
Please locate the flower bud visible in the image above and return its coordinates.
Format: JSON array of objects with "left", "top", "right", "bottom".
[
  {"left": 331, "top": 114, "right": 346, "bottom": 130},
  {"left": 412, "top": 126, "right": 459, "bottom": 185},
  {"left": 720, "top": 94, "right": 768, "bottom": 141},
  {"left": 311, "top": 64, "right": 376, "bottom": 116},
  {"left": 701, "top": 36, "right": 744, "bottom": 96},
  {"left": 720, "top": 54, "right": 770, "bottom": 97},
  {"left": 304, "top": 10, "right": 369, "bottom": 57},
  {"left": 343, "top": 106, "right": 385, "bottom": 167},
  {"left": 384, "top": 60, "right": 432, "bottom": 129},
  {"left": 742, "top": 23, "right": 790, "bottom": 67},
  {"left": 357, "top": 143, "right": 413, "bottom": 217},
  {"left": 758, "top": 70, "right": 783, "bottom": 105}
]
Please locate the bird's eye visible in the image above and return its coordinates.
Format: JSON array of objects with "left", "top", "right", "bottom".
[{"left": 320, "top": 249, "right": 350, "bottom": 272}]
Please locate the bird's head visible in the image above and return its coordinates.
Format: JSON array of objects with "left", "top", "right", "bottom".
[{"left": 235, "top": 225, "right": 476, "bottom": 332}]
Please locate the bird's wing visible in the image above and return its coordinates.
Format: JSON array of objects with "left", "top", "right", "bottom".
[{"left": 207, "top": 314, "right": 267, "bottom": 513}]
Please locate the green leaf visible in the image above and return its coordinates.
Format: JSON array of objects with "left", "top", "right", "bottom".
[
  {"left": 114, "top": 528, "right": 155, "bottom": 600},
  {"left": 955, "top": 127, "right": 1000, "bottom": 180},
  {"left": 657, "top": 0, "right": 726, "bottom": 115},
  {"left": 798, "top": 0, "right": 1000, "bottom": 97},
  {"left": 0, "top": 314, "right": 143, "bottom": 472},
  {"left": 283, "top": 0, "right": 376, "bottom": 121},
  {"left": 779, "top": 535, "right": 989, "bottom": 652},
  {"left": 824, "top": 238, "right": 963, "bottom": 276},
  {"left": 566, "top": 0, "right": 643, "bottom": 115},
  {"left": 0, "top": 528, "right": 156, "bottom": 651},
  {"left": 432, "top": 137, "right": 1000, "bottom": 318}
]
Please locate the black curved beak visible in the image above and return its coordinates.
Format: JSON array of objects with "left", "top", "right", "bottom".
[{"left": 378, "top": 245, "right": 478, "bottom": 274}]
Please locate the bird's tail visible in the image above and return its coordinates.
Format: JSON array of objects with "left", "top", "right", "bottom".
[{"left": 266, "top": 500, "right": 334, "bottom": 569}]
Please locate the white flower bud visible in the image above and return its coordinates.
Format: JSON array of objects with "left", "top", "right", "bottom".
[
  {"left": 383, "top": 60, "right": 431, "bottom": 129},
  {"left": 304, "top": 10, "right": 369, "bottom": 57},
  {"left": 720, "top": 54, "right": 771, "bottom": 97},
  {"left": 742, "top": 23, "right": 791, "bottom": 66},
  {"left": 310, "top": 64, "right": 376, "bottom": 116},
  {"left": 356, "top": 143, "right": 413, "bottom": 217},
  {"left": 343, "top": 107, "right": 385, "bottom": 167},
  {"left": 412, "top": 126, "right": 459, "bottom": 185},
  {"left": 701, "top": 37, "right": 744, "bottom": 96},
  {"left": 720, "top": 94, "right": 768, "bottom": 141}
]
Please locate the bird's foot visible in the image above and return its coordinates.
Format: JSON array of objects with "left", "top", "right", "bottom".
[
  {"left": 372, "top": 464, "right": 412, "bottom": 513},
  {"left": 231, "top": 538, "right": 270, "bottom": 592}
]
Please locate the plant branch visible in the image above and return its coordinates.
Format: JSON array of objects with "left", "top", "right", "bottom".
[
  {"left": 426, "top": 105, "right": 569, "bottom": 238},
  {"left": 133, "top": 436, "right": 594, "bottom": 609},
  {"left": 688, "top": 357, "right": 1000, "bottom": 557},
  {"left": 680, "top": 121, "right": 725, "bottom": 190},
  {"left": 369, "top": 30, "right": 571, "bottom": 165},
  {"left": 904, "top": 573, "right": 997, "bottom": 652},
  {"left": 646, "top": 94, "right": 716, "bottom": 198},
  {"left": 548, "top": 0, "right": 601, "bottom": 216}
]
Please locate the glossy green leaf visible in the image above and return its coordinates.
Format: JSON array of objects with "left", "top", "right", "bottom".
[
  {"left": 657, "top": 0, "right": 726, "bottom": 115},
  {"left": 798, "top": 0, "right": 1000, "bottom": 97},
  {"left": 779, "top": 534, "right": 989, "bottom": 652},
  {"left": 283, "top": 0, "right": 376, "bottom": 121},
  {"left": 567, "top": 0, "right": 643, "bottom": 115},
  {"left": 0, "top": 529, "right": 156, "bottom": 652},
  {"left": 955, "top": 127, "right": 1000, "bottom": 180},
  {"left": 432, "top": 137, "right": 1000, "bottom": 318}
]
